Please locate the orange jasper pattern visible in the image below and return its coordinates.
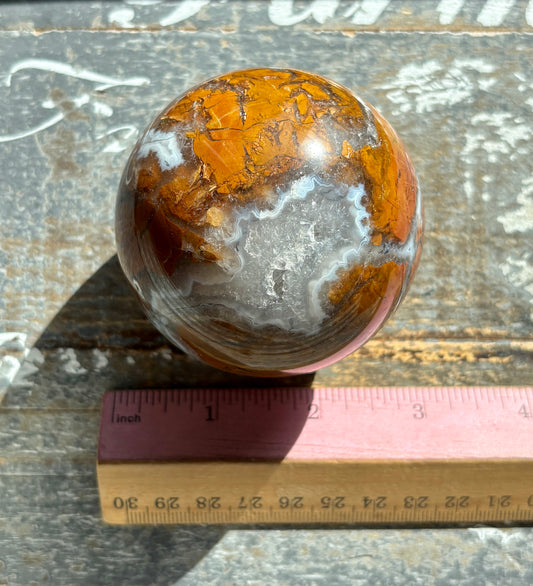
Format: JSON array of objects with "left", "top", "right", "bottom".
[{"left": 116, "top": 68, "right": 422, "bottom": 376}]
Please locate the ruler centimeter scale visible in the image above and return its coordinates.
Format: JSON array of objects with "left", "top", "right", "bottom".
[{"left": 97, "top": 387, "right": 533, "bottom": 525}]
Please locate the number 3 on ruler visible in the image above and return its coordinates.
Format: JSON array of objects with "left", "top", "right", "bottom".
[{"left": 413, "top": 403, "right": 425, "bottom": 419}]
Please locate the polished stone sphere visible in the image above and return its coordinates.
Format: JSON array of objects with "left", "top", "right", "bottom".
[{"left": 116, "top": 68, "right": 423, "bottom": 376}]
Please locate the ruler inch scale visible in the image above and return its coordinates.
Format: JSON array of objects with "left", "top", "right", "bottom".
[{"left": 97, "top": 386, "right": 533, "bottom": 525}]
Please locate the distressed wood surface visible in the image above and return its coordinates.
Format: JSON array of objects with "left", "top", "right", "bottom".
[
  {"left": 1, "top": 1, "right": 533, "bottom": 584},
  {"left": 1, "top": 0, "right": 533, "bottom": 32}
]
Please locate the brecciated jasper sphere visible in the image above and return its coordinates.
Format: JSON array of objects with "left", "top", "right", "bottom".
[{"left": 116, "top": 68, "right": 423, "bottom": 376}]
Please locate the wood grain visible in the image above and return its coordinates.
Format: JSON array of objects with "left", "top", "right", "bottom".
[
  {"left": 1, "top": 1, "right": 533, "bottom": 32},
  {"left": 1, "top": 1, "right": 533, "bottom": 584},
  {"left": 1, "top": 31, "right": 532, "bottom": 387},
  {"left": 97, "top": 460, "right": 533, "bottom": 525}
]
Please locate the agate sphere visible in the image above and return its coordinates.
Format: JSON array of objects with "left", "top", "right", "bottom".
[{"left": 116, "top": 68, "right": 423, "bottom": 376}]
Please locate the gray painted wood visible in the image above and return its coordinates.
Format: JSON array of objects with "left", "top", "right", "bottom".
[
  {"left": 1, "top": 1, "right": 533, "bottom": 584},
  {"left": 1, "top": 0, "right": 533, "bottom": 32}
]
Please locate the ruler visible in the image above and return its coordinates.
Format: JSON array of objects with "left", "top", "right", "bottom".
[{"left": 97, "top": 387, "right": 533, "bottom": 525}]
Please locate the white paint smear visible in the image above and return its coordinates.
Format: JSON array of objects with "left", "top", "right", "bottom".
[
  {"left": 469, "top": 527, "right": 524, "bottom": 546},
  {"left": 109, "top": 7, "right": 136, "bottom": 28},
  {"left": 126, "top": 0, "right": 161, "bottom": 5},
  {"left": 0, "top": 356, "right": 21, "bottom": 398},
  {"left": 437, "top": 0, "right": 466, "bottom": 25},
  {"left": 98, "top": 125, "right": 139, "bottom": 153},
  {"left": 527, "top": 0, "right": 533, "bottom": 26},
  {"left": 92, "top": 101, "right": 114, "bottom": 118},
  {"left": 0, "top": 348, "right": 45, "bottom": 394},
  {"left": 60, "top": 348, "right": 88, "bottom": 375},
  {"left": 500, "top": 255, "right": 533, "bottom": 296},
  {"left": 1, "top": 60, "right": 150, "bottom": 144},
  {"left": 4, "top": 58, "right": 150, "bottom": 91},
  {"left": 0, "top": 112, "right": 65, "bottom": 143},
  {"left": 500, "top": 249, "right": 533, "bottom": 322},
  {"left": 0, "top": 93, "right": 91, "bottom": 144},
  {"left": 0, "top": 332, "right": 28, "bottom": 352},
  {"left": 498, "top": 177, "right": 533, "bottom": 234},
  {"left": 16, "top": 357, "right": 40, "bottom": 382},
  {"left": 477, "top": 0, "right": 516, "bottom": 26},
  {"left": 93, "top": 349, "right": 109, "bottom": 370},
  {"left": 380, "top": 58, "right": 495, "bottom": 115},
  {"left": 268, "top": 0, "right": 339, "bottom": 25},
  {"left": 0, "top": 332, "right": 29, "bottom": 399},
  {"left": 462, "top": 112, "right": 532, "bottom": 166},
  {"left": 267, "top": 0, "right": 529, "bottom": 27}
]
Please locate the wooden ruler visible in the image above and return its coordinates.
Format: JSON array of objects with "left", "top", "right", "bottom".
[{"left": 97, "top": 387, "right": 533, "bottom": 525}]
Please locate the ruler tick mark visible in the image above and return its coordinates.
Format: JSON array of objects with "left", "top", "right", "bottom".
[
  {"left": 499, "top": 389, "right": 506, "bottom": 410},
  {"left": 111, "top": 391, "right": 117, "bottom": 424},
  {"left": 473, "top": 388, "right": 479, "bottom": 410},
  {"left": 98, "top": 386, "right": 533, "bottom": 525},
  {"left": 524, "top": 389, "right": 533, "bottom": 419}
]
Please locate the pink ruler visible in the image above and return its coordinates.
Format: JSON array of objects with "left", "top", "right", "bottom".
[{"left": 98, "top": 387, "right": 533, "bottom": 462}]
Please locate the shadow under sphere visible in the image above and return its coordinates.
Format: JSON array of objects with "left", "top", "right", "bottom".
[
  {"left": 36, "top": 254, "right": 316, "bottom": 390},
  {"left": 24, "top": 254, "right": 317, "bottom": 583}
]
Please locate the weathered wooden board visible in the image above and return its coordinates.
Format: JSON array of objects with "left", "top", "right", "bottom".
[
  {"left": 1, "top": 1, "right": 533, "bottom": 584},
  {"left": 1, "top": 28, "right": 532, "bottom": 389},
  {"left": 1, "top": 0, "right": 533, "bottom": 32}
]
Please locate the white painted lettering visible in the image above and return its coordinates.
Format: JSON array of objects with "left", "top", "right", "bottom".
[
  {"left": 477, "top": 0, "right": 516, "bottom": 26},
  {"left": 268, "top": 0, "right": 340, "bottom": 26},
  {"left": 343, "top": 0, "right": 391, "bottom": 25},
  {"left": 436, "top": 0, "right": 466, "bottom": 25}
]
